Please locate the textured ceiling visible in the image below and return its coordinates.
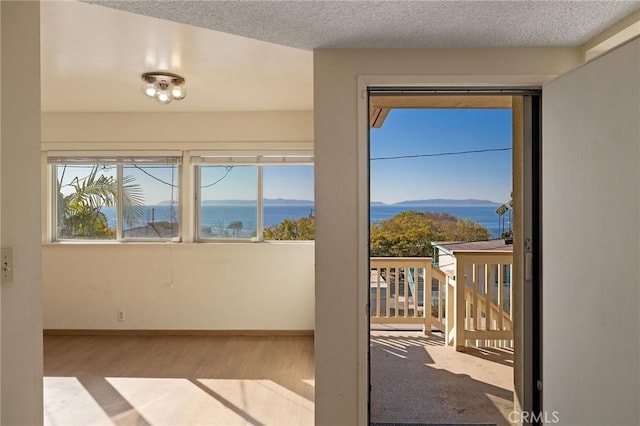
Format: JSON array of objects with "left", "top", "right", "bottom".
[
  {"left": 44, "top": 1, "right": 640, "bottom": 113},
  {"left": 86, "top": 0, "right": 640, "bottom": 49}
]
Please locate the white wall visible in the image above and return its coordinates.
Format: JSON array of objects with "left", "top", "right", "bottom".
[
  {"left": 314, "top": 47, "right": 581, "bottom": 425},
  {"left": 1, "top": 2, "right": 42, "bottom": 424},
  {"left": 43, "top": 243, "right": 314, "bottom": 330},
  {"left": 41, "top": 110, "right": 316, "bottom": 332},
  {"left": 542, "top": 39, "right": 640, "bottom": 425},
  {"left": 42, "top": 111, "right": 313, "bottom": 147}
]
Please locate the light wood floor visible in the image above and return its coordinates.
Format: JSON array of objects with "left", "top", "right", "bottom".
[{"left": 44, "top": 335, "right": 315, "bottom": 426}]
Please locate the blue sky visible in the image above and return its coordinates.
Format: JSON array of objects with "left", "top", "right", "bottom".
[
  {"left": 200, "top": 165, "right": 315, "bottom": 202},
  {"left": 58, "top": 108, "right": 511, "bottom": 205},
  {"left": 370, "top": 108, "right": 512, "bottom": 204},
  {"left": 263, "top": 166, "right": 314, "bottom": 200},
  {"left": 58, "top": 164, "right": 316, "bottom": 205}
]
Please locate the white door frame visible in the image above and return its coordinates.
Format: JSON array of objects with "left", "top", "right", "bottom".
[{"left": 356, "top": 75, "right": 547, "bottom": 423}]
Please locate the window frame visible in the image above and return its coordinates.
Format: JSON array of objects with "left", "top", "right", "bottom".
[
  {"left": 49, "top": 154, "right": 182, "bottom": 243},
  {"left": 192, "top": 153, "right": 314, "bottom": 243},
  {"left": 46, "top": 150, "right": 314, "bottom": 243}
]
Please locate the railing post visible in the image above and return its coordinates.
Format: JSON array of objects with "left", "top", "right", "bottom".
[
  {"left": 403, "top": 267, "right": 409, "bottom": 317},
  {"left": 385, "top": 267, "right": 390, "bottom": 317},
  {"left": 498, "top": 263, "right": 504, "bottom": 331},
  {"left": 438, "top": 278, "right": 443, "bottom": 322},
  {"left": 454, "top": 257, "right": 466, "bottom": 351},
  {"left": 423, "top": 260, "right": 432, "bottom": 335},
  {"left": 446, "top": 276, "right": 454, "bottom": 346},
  {"left": 375, "top": 265, "right": 381, "bottom": 318},
  {"left": 473, "top": 264, "right": 480, "bottom": 331},
  {"left": 484, "top": 263, "right": 491, "bottom": 347}
]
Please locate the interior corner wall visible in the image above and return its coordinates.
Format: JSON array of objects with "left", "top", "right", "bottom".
[
  {"left": 1, "top": 2, "right": 42, "bottom": 425},
  {"left": 313, "top": 47, "right": 581, "bottom": 426},
  {"left": 542, "top": 38, "right": 640, "bottom": 425}
]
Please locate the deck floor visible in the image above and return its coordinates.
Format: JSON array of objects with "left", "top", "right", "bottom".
[{"left": 371, "top": 328, "right": 514, "bottom": 426}]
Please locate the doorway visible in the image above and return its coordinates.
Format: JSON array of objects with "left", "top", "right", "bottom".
[{"left": 367, "top": 90, "right": 541, "bottom": 425}]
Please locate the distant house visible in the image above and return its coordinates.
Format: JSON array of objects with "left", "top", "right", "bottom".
[{"left": 433, "top": 239, "right": 513, "bottom": 271}]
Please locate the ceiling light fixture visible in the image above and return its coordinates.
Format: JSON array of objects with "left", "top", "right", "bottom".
[{"left": 141, "top": 71, "right": 186, "bottom": 104}]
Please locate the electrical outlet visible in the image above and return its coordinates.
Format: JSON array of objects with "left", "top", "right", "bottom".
[{"left": 117, "top": 309, "right": 125, "bottom": 321}]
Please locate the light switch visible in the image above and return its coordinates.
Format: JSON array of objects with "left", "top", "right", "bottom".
[{"left": 1, "top": 247, "right": 13, "bottom": 283}]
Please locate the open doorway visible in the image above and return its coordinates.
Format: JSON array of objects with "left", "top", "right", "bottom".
[{"left": 367, "top": 91, "right": 539, "bottom": 426}]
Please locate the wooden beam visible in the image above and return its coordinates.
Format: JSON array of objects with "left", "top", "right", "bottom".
[
  {"left": 582, "top": 10, "right": 640, "bottom": 61},
  {"left": 370, "top": 95, "right": 512, "bottom": 110},
  {"left": 369, "top": 95, "right": 512, "bottom": 128},
  {"left": 370, "top": 107, "right": 390, "bottom": 128}
]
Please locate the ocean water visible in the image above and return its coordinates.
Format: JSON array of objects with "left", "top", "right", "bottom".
[{"left": 101, "top": 204, "right": 508, "bottom": 238}]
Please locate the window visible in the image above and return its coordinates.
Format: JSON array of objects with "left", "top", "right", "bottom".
[
  {"left": 50, "top": 156, "right": 181, "bottom": 241},
  {"left": 48, "top": 152, "right": 314, "bottom": 243},
  {"left": 55, "top": 164, "right": 118, "bottom": 240},
  {"left": 194, "top": 154, "right": 314, "bottom": 241},
  {"left": 122, "top": 163, "right": 180, "bottom": 239},
  {"left": 262, "top": 165, "right": 315, "bottom": 240},
  {"left": 198, "top": 165, "right": 258, "bottom": 239}
]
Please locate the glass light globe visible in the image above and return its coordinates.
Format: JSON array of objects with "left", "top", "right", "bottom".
[
  {"left": 144, "top": 82, "right": 158, "bottom": 97},
  {"left": 156, "top": 90, "right": 172, "bottom": 104},
  {"left": 171, "top": 85, "right": 186, "bottom": 100}
]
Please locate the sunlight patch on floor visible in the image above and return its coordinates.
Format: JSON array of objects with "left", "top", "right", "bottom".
[
  {"left": 95, "top": 377, "right": 314, "bottom": 426},
  {"left": 44, "top": 377, "right": 114, "bottom": 426},
  {"left": 198, "top": 379, "right": 314, "bottom": 425},
  {"left": 485, "top": 392, "right": 512, "bottom": 425}
]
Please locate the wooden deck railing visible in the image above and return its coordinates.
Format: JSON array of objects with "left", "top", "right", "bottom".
[
  {"left": 369, "top": 257, "right": 432, "bottom": 333},
  {"left": 370, "top": 252, "right": 513, "bottom": 351}
]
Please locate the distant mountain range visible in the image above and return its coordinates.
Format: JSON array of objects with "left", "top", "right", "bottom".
[
  {"left": 389, "top": 198, "right": 501, "bottom": 207},
  {"left": 191, "top": 198, "right": 501, "bottom": 206},
  {"left": 201, "top": 198, "right": 314, "bottom": 206},
  {"left": 265, "top": 198, "right": 314, "bottom": 205}
]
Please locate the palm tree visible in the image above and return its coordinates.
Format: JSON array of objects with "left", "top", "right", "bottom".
[
  {"left": 57, "top": 165, "right": 145, "bottom": 238},
  {"left": 495, "top": 204, "right": 509, "bottom": 236}
]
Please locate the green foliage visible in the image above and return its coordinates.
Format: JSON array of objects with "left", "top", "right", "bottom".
[
  {"left": 57, "top": 165, "right": 144, "bottom": 239},
  {"left": 495, "top": 204, "right": 509, "bottom": 216},
  {"left": 264, "top": 217, "right": 315, "bottom": 240},
  {"left": 121, "top": 173, "right": 146, "bottom": 229},
  {"left": 60, "top": 203, "right": 116, "bottom": 238},
  {"left": 370, "top": 211, "right": 490, "bottom": 257}
]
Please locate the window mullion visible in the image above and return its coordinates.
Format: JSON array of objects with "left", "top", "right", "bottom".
[
  {"left": 257, "top": 166, "right": 264, "bottom": 241},
  {"left": 194, "top": 165, "right": 201, "bottom": 241},
  {"left": 116, "top": 165, "right": 124, "bottom": 240},
  {"left": 51, "top": 164, "right": 59, "bottom": 241}
]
